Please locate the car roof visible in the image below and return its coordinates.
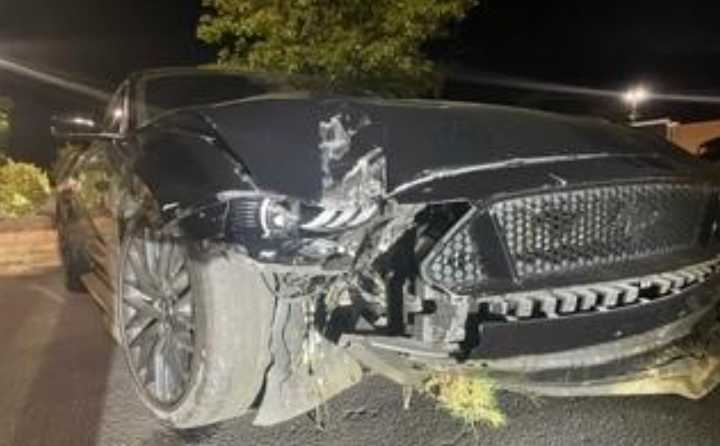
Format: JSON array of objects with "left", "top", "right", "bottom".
[{"left": 128, "top": 66, "right": 290, "bottom": 86}]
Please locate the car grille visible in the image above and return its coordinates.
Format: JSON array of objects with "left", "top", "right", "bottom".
[
  {"left": 479, "top": 255, "right": 720, "bottom": 320},
  {"left": 421, "top": 212, "right": 486, "bottom": 291},
  {"left": 490, "top": 182, "right": 717, "bottom": 280}
]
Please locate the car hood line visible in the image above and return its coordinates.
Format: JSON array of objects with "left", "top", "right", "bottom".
[{"left": 386, "top": 151, "right": 656, "bottom": 198}]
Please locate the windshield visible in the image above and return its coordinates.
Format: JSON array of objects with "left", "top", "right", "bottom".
[{"left": 136, "top": 71, "right": 282, "bottom": 126}]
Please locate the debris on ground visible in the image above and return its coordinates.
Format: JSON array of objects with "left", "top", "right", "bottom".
[{"left": 424, "top": 371, "right": 507, "bottom": 430}]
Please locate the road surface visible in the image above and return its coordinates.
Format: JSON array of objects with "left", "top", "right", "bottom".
[{"left": 1, "top": 269, "right": 720, "bottom": 446}]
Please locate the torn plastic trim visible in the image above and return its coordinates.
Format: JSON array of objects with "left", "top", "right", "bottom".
[
  {"left": 387, "top": 152, "right": 659, "bottom": 199},
  {"left": 488, "top": 355, "right": 720, "bottom": 400},
  {"left": 483, "top": 322, "right": 720, "bottom": 400},
  {"left": 476, "top": 305, "right": 714, "bottom": 373}
]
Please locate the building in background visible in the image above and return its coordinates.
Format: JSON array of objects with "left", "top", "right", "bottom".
[{"left": 633, "top": 118, "right": 720, "bottom": 159}]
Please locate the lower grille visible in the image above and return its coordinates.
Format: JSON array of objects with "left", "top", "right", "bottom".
[
  {"left": 478, "top": 255, "right": 720, "bottom": 321},
  {"left": 491, "top": 182, "right": 717, "bottom": 280}
]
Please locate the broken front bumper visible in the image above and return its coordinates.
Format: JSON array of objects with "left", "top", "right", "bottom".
[
  {"left": 470, "top": 255, "right": 720, "bottom": 357},
  {"left": 482, "top": 316, "right": 720, "bottom": 400},
  {"left": 469, "top": 258, "right": 720, "bottom": 399}
]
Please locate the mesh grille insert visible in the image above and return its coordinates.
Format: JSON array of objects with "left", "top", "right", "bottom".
[
  {"left": 491, "top": 183, "right": 716, "bottom": 279},
  {"left": 422, "top": 215, "right": 485, "bottom": 291}
]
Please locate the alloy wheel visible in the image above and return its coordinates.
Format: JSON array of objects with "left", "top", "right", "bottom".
[{"left": 120, "top": 228, "right": 196, "bottom": 406}]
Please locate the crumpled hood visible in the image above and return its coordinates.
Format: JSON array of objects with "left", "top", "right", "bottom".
[{"left": 196, "top": 95, "right": 707, "bottom": 204}]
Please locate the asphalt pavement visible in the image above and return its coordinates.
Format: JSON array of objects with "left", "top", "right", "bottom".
[{"left": 1, "top": 269, "right": 720, "bottom": 446}]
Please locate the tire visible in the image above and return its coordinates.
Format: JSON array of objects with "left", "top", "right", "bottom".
[
  {"left": 116, "top": 227, "right": 275, "bottom": 428},
  {"left": 56, "top": 200, "right": 90, "bottom": 292}
]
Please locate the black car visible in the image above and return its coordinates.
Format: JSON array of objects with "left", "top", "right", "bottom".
[{"left": 53, "top": 67, "right": 720, "bottom": 428}]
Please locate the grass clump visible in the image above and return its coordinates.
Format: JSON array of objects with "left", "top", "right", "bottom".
[
  {"left": 424, "top": 371, "right": 506, "bottom": 430},
  {"left": 0, "top": 158, "right": 51, "bottom": 218}
]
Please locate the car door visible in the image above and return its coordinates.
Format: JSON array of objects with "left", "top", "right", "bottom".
[{"left": 69, "top": 83, "right": 130, "bottom": 324}]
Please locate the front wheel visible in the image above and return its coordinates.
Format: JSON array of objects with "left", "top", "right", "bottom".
[{"left": 117, "top": 227, "right": 275, "bottom": 428}]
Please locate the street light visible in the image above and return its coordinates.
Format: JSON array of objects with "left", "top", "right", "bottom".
[{"left": 623, "top": 86, "right": 650, "bottom": 122}]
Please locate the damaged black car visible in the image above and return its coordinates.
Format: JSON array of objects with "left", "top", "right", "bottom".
[{"left": 52, "top": 67, "right": 720, "bottom": 428}]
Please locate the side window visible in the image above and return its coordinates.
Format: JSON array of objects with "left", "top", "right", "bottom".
[{"left": 103, "top": 84, "right": 129, "bottom": 134}]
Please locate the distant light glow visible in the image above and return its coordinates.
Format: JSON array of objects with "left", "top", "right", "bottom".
[
  {"left": 451, "top": 71, "right": 720, "bottom": 105},
  {"left": 622, "top": 85, "right": 651, "bottom": 121},
  {"left": 113, "top": 108, "right": 124, "bottom": 119},
  {"left": 623, "top": 86, "right": 650, "bottom": 105},
  {"left": 0, "top": 56, "right": 109, "bottom": 101}
]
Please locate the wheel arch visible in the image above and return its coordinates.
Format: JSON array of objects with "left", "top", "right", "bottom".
[{"left": 130, "top": 113, "right": 258, "bottom": 240}]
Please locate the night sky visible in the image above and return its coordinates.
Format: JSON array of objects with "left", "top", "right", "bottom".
[{"left": 1, "top": 0, "right": 719, "bottom": 165}]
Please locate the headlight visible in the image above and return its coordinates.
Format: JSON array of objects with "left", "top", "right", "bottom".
[
  {"left": 259, "top": 197, "right": 300, "bottom": 237},
  {"left": 219, "top": 190, "right": 378, "bottom": 243},
  {"left": 218, "top": 191, "right": 301, "bottom": 241}
]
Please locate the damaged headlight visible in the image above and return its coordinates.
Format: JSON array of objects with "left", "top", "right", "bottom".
[
  {"left": 221, "top": 189, "right": 378, "bottom": 232},
  {"left": 219, "top": 188, "right": 379, "bottom": 250},
  {"left": 218, "top": 191, "right": 301, "bottom": 240},
  {"left": 259, "top": 197, "right": 301, "bottom": 237}
]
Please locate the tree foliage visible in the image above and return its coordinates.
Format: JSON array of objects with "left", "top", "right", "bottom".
[
  {"left": 0, "top": 159, "right": 51, "bottom": 218},
  {"left": 197, "top": 0, "right": 477, "bottom": 96}
]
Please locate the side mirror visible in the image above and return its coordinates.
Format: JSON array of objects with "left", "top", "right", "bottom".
[{"left": 51, "top": 112, "right": 121, "bottom": 142}]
